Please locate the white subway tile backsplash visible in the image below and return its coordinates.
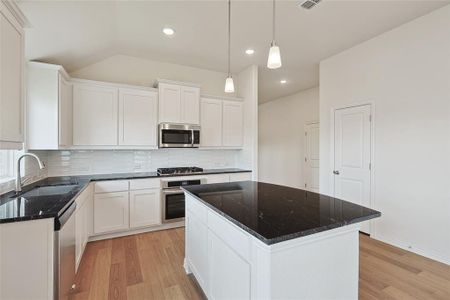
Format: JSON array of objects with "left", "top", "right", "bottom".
[{"left": 45, "top": 149, "right": 238, "bottom": 177}]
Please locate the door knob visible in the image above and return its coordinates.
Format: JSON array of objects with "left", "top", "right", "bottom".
[{"left": 333, "top": 170, "right": 340, "bottom": 175}]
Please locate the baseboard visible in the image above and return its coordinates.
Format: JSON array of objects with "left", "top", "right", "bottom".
[{"left": 88, "top": 221, "right": 185, "bottom": 242}]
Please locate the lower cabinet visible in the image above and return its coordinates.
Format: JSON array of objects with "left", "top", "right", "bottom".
[
  {"left": 94, "top": 191, "right": 129, "bottom": 234},
  {"left": 208, "top": 232, "right": 251, "bottom": 299},
  {"left": 129, "top": 189, "right": 161, "bottom": 228},
  {"left": 186, "top": 214, "right": 208, "bottom": 292}
]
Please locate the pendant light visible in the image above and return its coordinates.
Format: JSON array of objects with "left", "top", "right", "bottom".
[
  {"left": 224, "top": 0, "right": 235, "bottom": 93},
  {"left": 267, "top": 0, "right": 282, "bottom": 69}
]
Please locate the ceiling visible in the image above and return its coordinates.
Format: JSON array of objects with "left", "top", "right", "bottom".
[{"left": 18, "top": 0, "right": 449, "bottom": 103}]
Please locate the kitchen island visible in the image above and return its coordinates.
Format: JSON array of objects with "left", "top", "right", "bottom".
[{"left": 182, "top": 181, "right": 381, "bottom": 300}]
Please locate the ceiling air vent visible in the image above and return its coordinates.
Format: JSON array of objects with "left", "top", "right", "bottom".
[{"left": 299, "top": 0, "right": 321, "bottom": 10}]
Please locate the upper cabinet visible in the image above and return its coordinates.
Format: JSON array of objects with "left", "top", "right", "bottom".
[
  {"left": 157, "top": 80, "right": 200, "bottom": 125},
  {"left": 119, "top": 88, "right": 158, "bottom": 147},
  {"left": 72, "top": 79, "right": 158, "bottom": 148},
  {"left": 27, "top": 62, "right": 72, "bottom": 150},
  {"left": 200, "top": 96, "right": 244, "bottom": 148},
  {"left": 73, "top": 82, "right": 119, "bottom": 146},
  {"left": 0, "top": 2, "right": 25, "bottom": 149}
]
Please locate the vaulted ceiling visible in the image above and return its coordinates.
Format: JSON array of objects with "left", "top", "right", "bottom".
[{"left": 18, "top": 0, "right": 449, "bottom": 103}]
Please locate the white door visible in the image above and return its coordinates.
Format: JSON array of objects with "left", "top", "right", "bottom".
[
  {"left": 159, "top": 83, "right": 181, "bottom": 123},
  {"left": 93, "top": 191, "right": 129, "bottom": 234},
  {"left": 186, "top": 214, "right": 208, "bottom": 292},
  {"left": 200, "top": 98, "right": 223, "bottom": 147},
  {"left": 58, "top": 75, "right": 72, "bottom": 147},
  {"left": 222, "top": 101, "right": 243, "bottom": 147},
  {"left": 119, "top": 88, "right": 158, "bottom": 146},
  {"left": 73, "top": 83, "right": 118, "bottom": 146},
  {"left": 0, "top": 11, "right": 23, "bottom": 144},
  {"left": 181, "top": 86, "right": 200, "bottom": 124},
  {"left": 305, "top": 123, "right": 320, "bottom": 192},
  {"left": 129, "top": 189, "right": 161, "bottom": 228},
  {"left": 334, "top": 105, "right": 371, "bottom": 233}
]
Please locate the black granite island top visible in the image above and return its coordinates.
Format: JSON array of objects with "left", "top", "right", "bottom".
[
  {"left": 182, "top": 181, "right": 381, "bottom": 245},
  {"left": 0, "top": 168, "right": 251, "bottom": 227}
]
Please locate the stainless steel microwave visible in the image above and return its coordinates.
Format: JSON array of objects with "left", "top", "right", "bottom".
[{"left": 158, "top": 123, "right": 200, "bottom": 148}]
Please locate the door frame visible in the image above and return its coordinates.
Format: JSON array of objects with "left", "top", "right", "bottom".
[
  {"left": 329, "top": 102, "right": 375, "bottom": 217},
  {"left": 304, "top": 120, "right": 319, "bottom": 191}
]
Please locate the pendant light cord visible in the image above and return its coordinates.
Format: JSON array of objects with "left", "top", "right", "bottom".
[
  {"left": 228, "top": 0, "right": 231, "bottom": 77},
  {"left": 272, "top": 0, "right": 275, "bottom": 42}
]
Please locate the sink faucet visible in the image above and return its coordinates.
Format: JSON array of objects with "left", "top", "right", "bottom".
[{"left": 15, "top": 153, "right": 45, "bottom": 193}]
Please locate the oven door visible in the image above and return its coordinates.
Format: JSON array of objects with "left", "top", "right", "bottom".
[{"left": 162, "top": 188, "right": 186, "bottom": 223}]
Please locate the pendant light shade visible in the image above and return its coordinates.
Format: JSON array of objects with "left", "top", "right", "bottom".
[
  {"left": 225, "top": 0, "right": 235, "bottom": 93},
  {"left": 267, "top": 0, "right": 282, "bottom": 69},
  {"left": 225, "top": 76, "right": 235, "bottom": 93},
  {"left": 267, "top": 41, "right": 282, "bottom": 69}
]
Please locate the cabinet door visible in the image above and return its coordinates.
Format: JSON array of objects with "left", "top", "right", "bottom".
[
  {"left": 200, "top": 98, "right": 222, "bottom": 147},
  {"left": 222, "top": 101, "right": 243, "bottom": 147},
  {"left": 229, "top": 172, "right": 252, "bottom": 182},
  {"left": 0, "top": 11, "right": 23, "bottom": 144},
  {"left": 129, "top": 189, "right": 161, "bottom": 228},
  {"left": 186, "top": 214, "right": 208, "bottom": 292},
  {"left": 119, "top": 89, "right": 158, "bottom": 146},
  {"left": 181, "top": 86, "right": 200, "bottom": 124},
  {"left": 75, "top": 201, "right": 85, "bottom": 270},
  {"left": 73, "top": 83, "right": 118, "bottom": 146},
  {"left": 58, "top": 75, "right": 73, "bottom": 147},
  {"left": 159, "top": 83, "right": 181, "bottom": 123},
  {"left": 94, "top": 191, "right": 129, "bottom": 234},
  {"left": 208, "top": 231, "right": 251, "bottom": 299}
]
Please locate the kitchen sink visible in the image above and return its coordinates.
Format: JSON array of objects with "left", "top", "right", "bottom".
[{"left": 16, "top": 185, "right": 79, "bottom": 198}]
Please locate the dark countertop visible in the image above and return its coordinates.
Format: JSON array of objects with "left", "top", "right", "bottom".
[
  {"left": 182, "top": 181, "right": 381, "bottom": 245},
  {"left": 0, "top": 168, "right": 251, "bottom": 228}
]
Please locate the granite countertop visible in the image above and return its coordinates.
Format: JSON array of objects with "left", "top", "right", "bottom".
[
  {"left": 182, "top": 181, "right": 381, "bottom": 245},
  {"left": 0, "top": 168, "right": 251, "bottom": 227}
]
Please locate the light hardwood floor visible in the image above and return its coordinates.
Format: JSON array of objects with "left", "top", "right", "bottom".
[{"left": 70, "top": 228, "right": 450, "bottom": 300}]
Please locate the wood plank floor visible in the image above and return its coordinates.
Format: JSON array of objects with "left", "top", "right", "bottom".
[{"left": 70, "top": 229, "right": 449, "bottom": 300}]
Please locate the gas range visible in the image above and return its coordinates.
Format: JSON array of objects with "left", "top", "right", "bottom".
[{"left": 157, "top": 167, "right": 204, "bottom": 176}]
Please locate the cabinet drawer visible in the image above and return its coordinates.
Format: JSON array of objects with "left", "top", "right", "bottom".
[
  {"left": 207, "top": 174, "right": 229, "bottom": 184},
  {"left": 207, "top": 209, "right": 251, "bottom": 261},
  {"left": 129, "top": 178, "right": 160, "bottom": 190},
  {"left": 229, "top": 172, "right": 252, "bottom": 182},
  {"left": 95, "top": 180, "right": 129, "bottom": 193},
  {"left": 186, "top": 194, "right": 207, "bottom": 224}
]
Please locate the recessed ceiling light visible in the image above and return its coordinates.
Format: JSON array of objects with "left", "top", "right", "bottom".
[
  {"left": 162, "top": 27, "right": 175, "bottom": 36},
  {"left": 280, "top": 79, "right": 287, "bottom": 84},
  {"left": 245, "top": 49, "right": 255, "bottom": 55}
]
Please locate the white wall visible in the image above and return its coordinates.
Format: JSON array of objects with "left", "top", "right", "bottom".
[
  {"left": 319, "top": 6, "right": 450, "bottom": 264},
  {"left": 236, "top": 65, "right": 259, "bottom": 179},
  {"left": 259, "top": 87, "right": 319, "bottom": 188},
  {"left": 70, "top": 54, "right": 235, "bottom": 97}
]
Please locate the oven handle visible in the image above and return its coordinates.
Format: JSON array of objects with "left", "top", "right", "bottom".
[
  {"left": 191, "top": 130, "right": 194, "bottom": 147},
  {"left": 162, "top": 188, "right": 184, "bottom": 195}
]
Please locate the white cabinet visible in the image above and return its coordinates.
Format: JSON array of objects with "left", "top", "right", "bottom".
[
  {"left": 119, "top": 88, "right": 158, "bottom": 146},
  {"left": 158, "top": 81, "right": 200, "bottom": 124},
  {"left": 93, "top": 191, "right": 129, "bottom": 234},
  {"left": 229, "top": 172, "right": 252, "bottom": 182},
  {"left": 222, "top": 101, "right": 243, "bottom": 147},
  {"left": 186, "top": 214, "right": 209, "bottom": 292},
  {"left": 27, "top": 62, "right": 72, "bottom": 149},
  {"left": 75, "top": 185, "right": 93, "bottom": 270},
  {"left": 0, "top": 3, "right": 24, "bottom": 148},
  {"left": 181, "top": 86, "right": 200, "bottom": 124},
  {"left": 200, "top": 97, "right": 244, "bottom": 148},
  {"left": 200, "top": 98, "right": 222, "bottom": 147},
  {"left": 73, "top": 83, "right": 118, "bottom": 146},
  {"left": 129, "top": 189, "right": 161, "bottom": 228},
  {"left": 208, "top": 231, "right": 251, "bottom": 300}
]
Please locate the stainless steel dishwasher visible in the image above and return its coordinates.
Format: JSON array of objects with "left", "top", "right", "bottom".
[{"left": 54, "top": 202, "right": 76, "bottom": 300}]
